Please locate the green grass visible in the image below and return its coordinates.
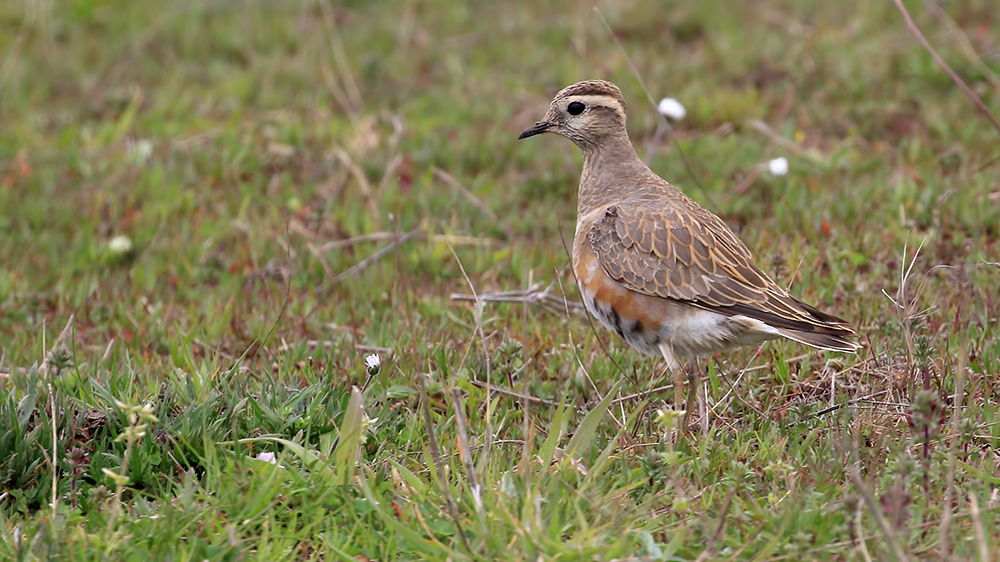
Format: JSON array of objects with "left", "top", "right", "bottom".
[{"left": 2, "top": 0, "right": 1000, "bottom": 559}]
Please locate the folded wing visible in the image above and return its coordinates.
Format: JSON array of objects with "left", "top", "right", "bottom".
[{"left": 587, "top": 199, "right": 860, "bottom": 352}]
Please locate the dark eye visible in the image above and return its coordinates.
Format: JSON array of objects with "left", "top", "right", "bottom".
[{"left": 567, "top": 101, "right": 585, "bottom": 115}]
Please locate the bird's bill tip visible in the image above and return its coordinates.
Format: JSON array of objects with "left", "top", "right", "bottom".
[{"left": 518, "top": 121, "right": 552, "bottom": 139}]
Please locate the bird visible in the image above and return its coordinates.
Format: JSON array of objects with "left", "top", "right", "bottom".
[{"left": 518, "top": 79, "right": 860, "bottom": 430}]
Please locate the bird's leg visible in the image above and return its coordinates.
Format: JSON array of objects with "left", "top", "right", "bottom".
[
  {"left": 658, "top": 344, "right": 688, "bottom": 433},
  {"left": 684, "top": 368, "right": 700, "bottom": 435}
]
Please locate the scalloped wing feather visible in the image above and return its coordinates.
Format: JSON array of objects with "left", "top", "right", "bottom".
[{"left": 588, "top": 199, "right": 859, "bottom": 350}]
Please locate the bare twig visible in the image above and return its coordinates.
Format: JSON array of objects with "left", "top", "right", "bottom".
[
  {"left": 892, "top": 0, "right": 1000, "bottom": 136},
  {"left": 450, "top": 280, "right": 586, "bottom": 316}
]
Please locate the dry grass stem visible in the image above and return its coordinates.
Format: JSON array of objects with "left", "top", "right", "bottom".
[
  {"left": 734, "top": 86, "right": 795, "bottom": 195},
  {"left": 313, "top": 230, "right": 494, "bottom": 254},
  {"left": 848, "top": 465, "right": 911, "bottom": 562},
  {"left": 321, "top": 228, "right": 420, "bottom": 288},
  {"left": 892, "top": 0, "right": 1000, "bottom": 136},
  {"left": 450, "top": 389, "right": 484, "bottom": 518},
  {"left": 450, "top": 280, "right": 587, "bottom": 316},
  {"left": 969, "top": 492, "right": 989, "bottom": 562},
  {"left": 746, "top": 119, "right": 827, "bottom": 162},
  {"left": 417, "top": 374, "right": 473, "bottom": 555},
  {"left": 433, "top": 167, "right": 499, "bottom": 223}
]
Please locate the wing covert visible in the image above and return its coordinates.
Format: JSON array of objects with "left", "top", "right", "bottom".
[{"left": 587, "top": 202, "right": 850, "bottom": 334}]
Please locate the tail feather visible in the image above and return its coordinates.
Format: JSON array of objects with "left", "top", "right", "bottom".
[
  {"left": 790, "top": 295, "right": 854, "bottom": 328},
  {"left": 776, "top": 328, "right": 861, "bottom": 353},
  {"left": 693, "top": 288, "right": 861, "bottom": 353}
]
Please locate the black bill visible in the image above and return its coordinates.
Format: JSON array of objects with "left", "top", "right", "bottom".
[{"left": 518, "top": 121, "right": 552, "bottom": 139}]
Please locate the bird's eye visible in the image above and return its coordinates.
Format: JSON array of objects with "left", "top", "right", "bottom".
[{"left": 567, "top": 101, "right": 585, "bottom": 115}]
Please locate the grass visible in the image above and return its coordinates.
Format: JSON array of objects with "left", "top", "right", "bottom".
[{"left": 1, "top": 0, "right": 999, "bottom": 559}]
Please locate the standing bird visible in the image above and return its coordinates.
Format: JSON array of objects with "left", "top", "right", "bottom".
[{"left": 518, "top": 80, "right": 860, "bottom": 429}]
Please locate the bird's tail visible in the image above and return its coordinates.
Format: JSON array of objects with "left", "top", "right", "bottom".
[{"left": 776, "top": 328, "right": 861, "bottom": 353}]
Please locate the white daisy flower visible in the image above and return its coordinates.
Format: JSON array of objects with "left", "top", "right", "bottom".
[{"left": 365, "top": 353, "right": 380, "bottom": 375}]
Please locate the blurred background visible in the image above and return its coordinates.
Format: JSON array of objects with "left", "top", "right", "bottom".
[{"left": 1, "top": 0, "right": 997, "bottom": 348}]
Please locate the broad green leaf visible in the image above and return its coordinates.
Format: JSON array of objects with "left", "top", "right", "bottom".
[
  {"left": 538, "top": 398, "right": 570, "bottom": 467},
  {"left": 334, "top": 386, "right": 365, "bottom": 482},
  {"left": 566, "top": 380, "right": 622, "bottom": 459}
]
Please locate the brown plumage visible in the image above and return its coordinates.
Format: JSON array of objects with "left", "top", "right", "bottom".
[{"left": 519, "top": 79, "right": 860, "bottom": 427}]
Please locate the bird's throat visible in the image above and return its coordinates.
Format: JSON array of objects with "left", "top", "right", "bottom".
[{"left": 577, "top": 132, "right": 650, "bottom": 216}]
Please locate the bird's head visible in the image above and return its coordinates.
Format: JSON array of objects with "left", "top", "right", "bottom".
[{"left": 518, "top": 80, "right": 629, "bottom": 151}]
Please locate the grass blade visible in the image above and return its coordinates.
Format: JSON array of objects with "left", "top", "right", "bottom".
[
  {"left": 333, "top": 386, "right": 365, "bottom": 482},
  {"left": 566, "top": 380, "right": 622, "bottom": 459}
]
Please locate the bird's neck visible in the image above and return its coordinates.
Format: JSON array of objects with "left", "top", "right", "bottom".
[{"left": 577, "top": 132, "right": 652, "bottom": 216}]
